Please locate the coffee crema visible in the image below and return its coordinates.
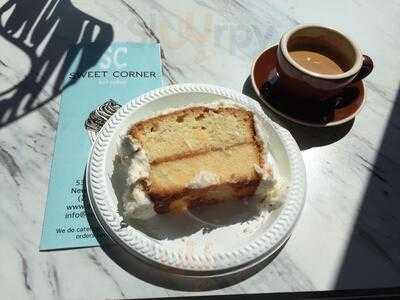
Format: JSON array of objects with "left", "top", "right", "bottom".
[{"left": 288, "top": 46, "right": 350, "bottom": 75}]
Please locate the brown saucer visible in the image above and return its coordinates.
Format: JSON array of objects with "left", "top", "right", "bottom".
[{"left": 251, "top": 45, "right": 365, "bottom": 127}]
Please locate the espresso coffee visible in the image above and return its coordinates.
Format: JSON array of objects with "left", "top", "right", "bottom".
[{"left": 289, "top": 46, "right": 350, "bottom": 75}]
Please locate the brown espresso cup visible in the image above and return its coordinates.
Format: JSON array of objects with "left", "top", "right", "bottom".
[{"left": 276, "top": 24, "right": 373, "bottom": 102}]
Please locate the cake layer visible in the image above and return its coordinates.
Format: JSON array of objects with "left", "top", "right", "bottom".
[
  {"left": 126, "top": 103, "right": 268, "bottom": 215},
  {"left": 147, "top": 143, "right": 263, "bottom": 198},
  {"left": 154, "top": 182, "right": 258, "bottom": 214},
  {"left": 130, "top": 106, "right": 256, "bottom": 163}
]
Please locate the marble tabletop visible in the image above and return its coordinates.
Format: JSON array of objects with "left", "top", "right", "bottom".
[{"left": 1, "top": 0, "right": 399, "bottom": 299}]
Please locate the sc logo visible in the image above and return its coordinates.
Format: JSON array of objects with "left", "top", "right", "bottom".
[{"left": 99, "top": 47, "right": 128, "bottom": 69}]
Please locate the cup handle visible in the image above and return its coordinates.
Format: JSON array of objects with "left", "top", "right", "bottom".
[{"left": 352, "top": 55, "right": 373, "bottom": 82}]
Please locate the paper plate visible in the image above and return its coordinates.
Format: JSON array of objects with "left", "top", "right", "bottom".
[{"left": 86, "top": 84, "right": 306, "bottom": 274}]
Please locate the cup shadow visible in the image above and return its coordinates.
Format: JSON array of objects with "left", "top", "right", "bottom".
[
  {"left": 242, "top": 75, "right": 354, "bottom": 150},
  {"left": 82, "top": 170, "right": 286, "bottom": 291}
]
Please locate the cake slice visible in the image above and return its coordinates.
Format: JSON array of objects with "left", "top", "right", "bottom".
[{"left": 128, "top": 104, "right": 265, "bottom": 214}]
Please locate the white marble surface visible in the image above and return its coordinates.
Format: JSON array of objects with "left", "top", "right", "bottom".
[{"left": 0, "top": 0, "right": 400, "bottom": 299}]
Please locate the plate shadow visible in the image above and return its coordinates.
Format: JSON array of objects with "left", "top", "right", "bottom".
[{"left": 83, "top": 170, "right": 286, "bottom": 291}]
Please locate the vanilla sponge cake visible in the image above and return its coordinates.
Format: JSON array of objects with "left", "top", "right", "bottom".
[{"left": 128, "top": 104, "right": 265, "bottom": 214}]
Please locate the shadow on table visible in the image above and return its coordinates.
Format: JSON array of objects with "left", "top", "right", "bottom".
[
  {"left": 0, "top": 0, "right": 113, "bottom": 128},
  {"left": 334, "top": 86, "right": 400, "bottom": 289},
  {"left": 242, "top": 75, "right": 354, "bottom": 150},
  {"left": 82, "top": 170, "right": 286, "bottom": 291},
  {"left": 243, "top": 74, "right": 400, "bottom": 288}
]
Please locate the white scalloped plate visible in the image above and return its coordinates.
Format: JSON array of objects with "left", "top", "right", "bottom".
[{"left": 86, "top": 84, "right": 306, "bottom": 274}]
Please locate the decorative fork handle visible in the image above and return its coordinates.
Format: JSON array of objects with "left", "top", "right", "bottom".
[{"left": 84, "top": 99, "right": 122, "bottom": 144}]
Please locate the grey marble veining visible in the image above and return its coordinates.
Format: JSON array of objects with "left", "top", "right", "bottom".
[{"left": 0, "top": 0, "right": 400, "bottom": 299}]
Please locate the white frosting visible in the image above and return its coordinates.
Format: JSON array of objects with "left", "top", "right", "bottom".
[
  {"left": 119, "top": 98, "right": 285, "bottom": 219},
  {"left": 122, "top": 184, "right": 155, "bottom": 219},
  {"left": 254, "top": 161, "right": 285, "bottom": 211},
  {"left": 187, "top": 171, "right": 220, "bottom": 189},
  {"left": 253, "top": 115, "right": 287, "bottom": 210},
  {"left": 120, "top": 136, "right": 155, "bottom": 219},
  {"left": 126, "top": 138, "right": 149, "bottom": 185}
]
